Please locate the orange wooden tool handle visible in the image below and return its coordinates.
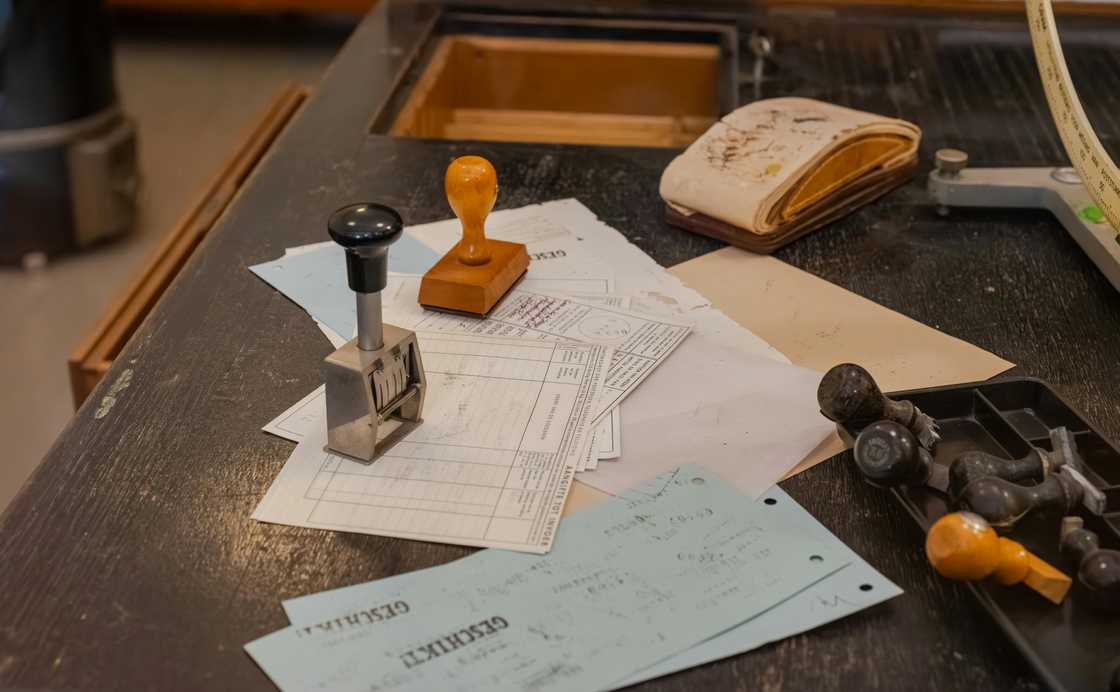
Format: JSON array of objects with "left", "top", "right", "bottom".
[
  {"left": 926, "top": 512, "right": 1030, "bottom": 583},
  {"left": 925, "top": 511, "right": 1071, "bottom": 604},
  {"left": 445, "top": 155, "right": 497, "bottom": 266},
  {"left": 926, "top": 511, "right": 1015, "bottom": 581}
]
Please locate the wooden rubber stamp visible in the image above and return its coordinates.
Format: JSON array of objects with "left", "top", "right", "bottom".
[
  {"left": 925, "top": 511, "right": 1072, "bottom": 604},
  {"left": 958, "top": 464, "right": 1106, "bottom": 529},
  {"left": 818, "top": 363, "right": 941, "bottom": 448},
  {"left": 1060, "top": 516, "right": 1120, "bottom": 613},
  {"left": 851, "top": 420, "right": 948, "bottom": 492},
  {"left": 419, "top": 156, "right": 529, "bottom": 316}
]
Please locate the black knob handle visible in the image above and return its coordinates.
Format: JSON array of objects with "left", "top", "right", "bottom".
[
  {"left": 959, "top": 472, "right": 1082, "bottom": 528},
  {"left": 817, "top": 363, "right": 940, "bottom": 447},
  {"left": 327, "top": 203, "right": 403, "bottom": 294},
  {"left": 1060, "top": 517, "right": 1120, "bottom": 614},
  {"left": 853, "top": 420, "right": 933, "bottom": 487},
  {"left": 948, "top": 449, "right": 1048, "bottom": 501},
  {"left": 818, "top": 363, "right": 889, "bottom": 427}
]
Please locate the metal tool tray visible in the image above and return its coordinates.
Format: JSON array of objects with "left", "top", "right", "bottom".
[{"left": 836, "top": 378, "right": 1120, "bottom": 692}]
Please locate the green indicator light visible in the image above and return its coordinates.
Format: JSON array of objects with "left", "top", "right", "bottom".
[{"left": 1080, "top": 205, "right": 1105, "bottom": 224}]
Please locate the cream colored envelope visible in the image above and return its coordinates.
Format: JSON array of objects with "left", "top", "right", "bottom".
[{"left": 670, "top": 247, "right": 1014, "bottom": 478}]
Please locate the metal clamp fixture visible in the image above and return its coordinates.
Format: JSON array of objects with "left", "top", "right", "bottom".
[{"left": 927, "top": 147, "right": 1120, "bottom": 292}]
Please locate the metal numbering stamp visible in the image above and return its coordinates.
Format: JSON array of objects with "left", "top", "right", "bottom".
[{"left": 322, "top": 203, "right": 425, "bottom": 462}]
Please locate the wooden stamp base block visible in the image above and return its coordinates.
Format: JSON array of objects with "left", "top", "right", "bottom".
[{"left": 419, "top": 239, "right": 529, "bottom": 315}]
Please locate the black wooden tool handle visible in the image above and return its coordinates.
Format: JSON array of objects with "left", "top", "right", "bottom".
[
  {"left": 959, "top": 472, "right": 1083, "bottom": 528},
  {"left": 949, "top": 449, "right": 1048, "bottom": 500},
  {"left": 1060, "top": 517, "right": 1120, "bottom": 614},
  {"left": 818, "top": 363, "right": 896, "bottom": 427},
  {"left": 817, "top": 363, "right": 941, "bottom": 447},
  {"left": 853, "top": 420, "right": 932, "bottom": 487},
  {"left": 328, "top": 202, "right": 403, "bottom": 294}
]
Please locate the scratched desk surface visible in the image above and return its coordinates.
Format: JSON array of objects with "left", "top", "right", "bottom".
[{"left": 3, "top": 3, "right": 1120, "bottom": 690}]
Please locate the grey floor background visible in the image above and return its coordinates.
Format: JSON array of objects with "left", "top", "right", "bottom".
[{"left": 0, "top": 12, "right": 350, "bottom": 512}]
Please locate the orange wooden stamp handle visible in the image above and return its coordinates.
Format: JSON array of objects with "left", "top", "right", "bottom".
[
  {"left": 925, "top": 511, "right": 1071, "bottom": 604},
  {"left": 445, "top": 155, "right": 496, "bottom": 266}
]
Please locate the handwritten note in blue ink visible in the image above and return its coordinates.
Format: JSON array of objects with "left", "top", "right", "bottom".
[
  {"left": 246, "top": 465, "right": 849, "bottom": 692},
  {"left": 249, "top": 233, "right": 439, "bottom": 339}
]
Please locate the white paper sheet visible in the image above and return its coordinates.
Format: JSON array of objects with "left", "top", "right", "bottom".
[
  {"left": 263, "top": 383, "right": 622, "bottom": 470},
  {"left": 403, "top": 275, "right": 623, "bottom": 466},
  {"left": 384, "top": 283, "right": 690, "bottom": 425},
  {"left": 270, "top": 292, "right": 623, "bottom": 465},
  {"left": 261, "top": 385, "right": 325, "bottom": 442},
  {"left": 409, "top": 201, "right": 831, "bottom": 497},
  {"left": 253, "top": 334, "right": 611, "bottom": 553},
  {"left": 405, "top": 278, "right": 624, "bottom": 467},
  {"left": 263, "top": 200, "right": 830, "bottom": 498},
  {"left": 591, "top": 338, "right": 834, "bottom": 498},
  {"left": 589, "top": 404, "right": 620, "bottom": 462}
]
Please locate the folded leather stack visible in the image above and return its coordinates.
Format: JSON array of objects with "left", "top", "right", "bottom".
[{"left": 660, "top": 97, "right": 921, "bottom": 254}]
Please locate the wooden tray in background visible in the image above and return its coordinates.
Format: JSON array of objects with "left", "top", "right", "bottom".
[{"left": 390, "top": 35, "right": 720, "bottom": 148}]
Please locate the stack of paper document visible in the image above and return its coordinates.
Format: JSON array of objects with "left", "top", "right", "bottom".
[
  {"left": 255, "top": 336, "right": 611, "bottom": 552},
  {"left": 245, "top": 200, "right": 900, "bottom": 690},
  {"left": 246, "top": 466, "right": 901, "bottom": 691},
  {"left": 250, "top": 199, "right": 835, "bottom": 552}
]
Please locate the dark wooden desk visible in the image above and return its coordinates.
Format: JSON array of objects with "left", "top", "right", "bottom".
[{"left": 3, "top": 3, "right": 1120, "bottom": 690}]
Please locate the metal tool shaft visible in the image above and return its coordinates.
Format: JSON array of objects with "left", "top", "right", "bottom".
[{"left": 356, "top": 291, "right": 384, "bottom": 351}]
